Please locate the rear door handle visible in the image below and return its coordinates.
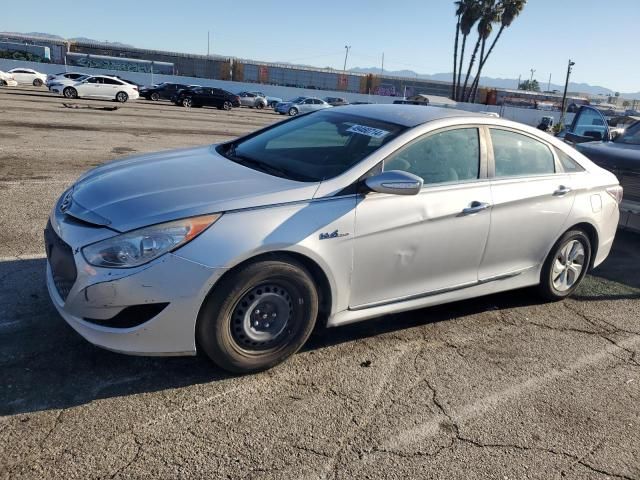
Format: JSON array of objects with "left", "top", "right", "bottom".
[
  {"left": 553, "top": 185, "right": 572, "bottom": 196},
  {"left": 462, "top": 201, "right": 491, "bottom": 215}
]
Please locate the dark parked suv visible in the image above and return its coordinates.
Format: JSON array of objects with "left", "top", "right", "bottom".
[
  {"left": 174, "top": 87, "right": 240, "bottom": 110},
  {"left": 140, "top": 82, "right": 189, "bottom": 101}
]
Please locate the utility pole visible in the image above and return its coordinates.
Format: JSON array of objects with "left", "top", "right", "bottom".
[
  {"left": 547, "top": 73, "right": 552, "bottom": 92},
  {"left": 207, "top": 31, "right": 210, "bottom": 56},
  {"left": 529, "top": 68, "right": 536, "bottom": 84},
  {"left": 381, "top": 52, "right": 384, "bottom": 75},
  {"left": 343, "top": 45, "right": 351, "bottom": 72},
  {"left": 517, "top": 74, "right": 521, "bottom": 90},
  {"left": 560, "top": 59, "right": 575, "bottom": 125}
]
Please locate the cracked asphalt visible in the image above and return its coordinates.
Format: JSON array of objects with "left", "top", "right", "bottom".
[{"left": 1, "top": 86, "right": 639, "bottom": 479}]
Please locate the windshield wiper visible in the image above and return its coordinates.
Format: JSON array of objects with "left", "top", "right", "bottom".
[{"left": 224, "top": 144, "right": 315, "bottom": 182}]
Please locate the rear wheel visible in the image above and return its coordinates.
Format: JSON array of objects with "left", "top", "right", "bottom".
[
  {"left": 197, "top": 259, "right": 319, "bottom": 373},
  {"left": 223, "top": 100, "right": 233, "bottom": 111},
  {"left": 63, "top": 87, "right": 78, "bottom": 99},
  {"left": 150, "top": 92, "right": 160, "bottom": 101},
  {"left": 256, "top": 102, "right": 265, "bottom": 110},
  {"left": 116, "top": 91, "right": 129, "bottom": 103},
  {"left": 33, "top": 78, "right": 43, "bottom": 87},
  {"left": 539, "top": 230, "right": 591, "bottom": 300}
]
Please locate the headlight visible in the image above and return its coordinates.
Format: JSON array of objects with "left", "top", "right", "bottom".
[{"left": 82, "top": 214, "right": 221, "bottom": 268}]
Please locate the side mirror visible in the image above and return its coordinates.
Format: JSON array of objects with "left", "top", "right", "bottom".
[{"left": 365, "top": 170, "right": 423, "bottom": 196}]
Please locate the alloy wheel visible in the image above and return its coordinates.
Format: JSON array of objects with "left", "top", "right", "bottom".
[{"left": 552, "top": 239, "right": 585, "bottom": 292}]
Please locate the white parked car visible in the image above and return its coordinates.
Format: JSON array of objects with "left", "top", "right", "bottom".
[
  {"left": 51, "top": 75, "right": 140, "bottom": 103},
  {"left": 0, "top": 70, "right": 18, "bottom": 87},
  {"left": 46, "top": 71, "right": 89, "bottom": 88},
  {"left": 7, "top": 68, "right": 47, "bottom": 86}
]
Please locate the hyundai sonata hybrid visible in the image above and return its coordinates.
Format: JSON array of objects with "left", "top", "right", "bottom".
[{"left": 45, "top": 105, "right": 622, "bottom": 373}]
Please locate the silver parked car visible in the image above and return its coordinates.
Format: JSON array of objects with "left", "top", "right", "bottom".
[
  {"left": 274, "top": 96, "right": 331, "bottom": 116},
  {"left": 45, "top": 105, "right": 621, "bottom": 373},
  {"left": 237, "top": 91, "right": 267, "bottom": 109}
]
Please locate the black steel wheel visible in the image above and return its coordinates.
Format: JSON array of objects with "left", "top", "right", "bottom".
[{"left": 197, "top": 258, "right": 319, "bottom": 373}]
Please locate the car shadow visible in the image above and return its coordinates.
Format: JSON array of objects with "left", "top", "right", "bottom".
[{"left": 1, "top": 229, "right": 637, "bottom": 416}]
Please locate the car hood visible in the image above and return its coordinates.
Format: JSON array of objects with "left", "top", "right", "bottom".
[
  {"left": 576, "top": 141, "right": 640, "bottom": 171},
  {"left": 68, "top": 145, "right": 320, "bottom": 232}
]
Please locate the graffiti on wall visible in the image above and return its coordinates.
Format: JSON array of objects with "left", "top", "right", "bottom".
[{"left": 66, "top": 53, "right": 174, "bottom": 74}]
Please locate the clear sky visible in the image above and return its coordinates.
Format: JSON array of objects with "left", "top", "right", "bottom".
[{"left": 3, "top": 0, "right": 638, "bottom": 93}]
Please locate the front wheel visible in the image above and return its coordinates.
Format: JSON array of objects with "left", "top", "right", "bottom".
[
  {"left": 115, "top": 91, "right": 129, "bottom": 103},
  {"left": 63, "top": 87, "right": 78, "bottom": 99},
  {"left": 33, "top": 78, "right": 43, "bottom": 87},
  {"left": 288, "top": 107, "right": 298, "bottom": 116},
  {"left": 150, "top": 92, "right": 160, "bottom": 101},
  {"left": 197, "top": 259, "right": 319, "bottom": 373},
  {"left": 538, "top": 230, "right": 591, "bottom": 301},
  {"left": 182, "top": 97, "right": 193, "bottom": 108}
]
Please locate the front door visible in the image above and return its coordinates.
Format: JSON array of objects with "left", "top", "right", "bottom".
[
  {"left": 350, "top": 126, "right": 492, "bottom": 308},
  {"left": 478, "top": 127, "right": 576, "bottom": 280}
]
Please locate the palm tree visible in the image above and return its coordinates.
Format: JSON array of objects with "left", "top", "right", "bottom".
[
  {"left": 465, "top": 0, "right": 502, "bottom": 102},
  {"left": 455, "top": 0, "right": 482, "bottom": 101},
  {"left": 460, "top": 0, "right": 498, "bottom": 102},
  {"left": 468, "top": 0, "right": 527, "bottom": 102},
  {"left": 452, "top": 2, "right": 464, "bottom": 99}
]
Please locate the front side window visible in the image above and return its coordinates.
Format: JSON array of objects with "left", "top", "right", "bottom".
[
  {"left": 384, "top": 128, "right": 480, "bottom": 185},
  {"left": 491, "top": 129, "right": 555, "bottom": 177},
  {"left": 616, "top": 122, "right": 640, "bottom": 145},
  {"left": 219, "top": 111, "right": 406, "bottom": 182}
]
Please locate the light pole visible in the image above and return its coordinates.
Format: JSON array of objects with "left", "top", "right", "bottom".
[
  {"left": 560, "top": 59, "right": 575, "bottom": 125},
  {"left": 343, "top": 45, "right": 351, "bottom": 72}
]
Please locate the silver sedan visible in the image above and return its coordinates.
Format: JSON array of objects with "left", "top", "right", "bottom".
[{"left": 45, "top": 105, "right": 621, "bottom": 372}]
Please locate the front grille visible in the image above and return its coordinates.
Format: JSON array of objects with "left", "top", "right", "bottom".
[
  {"left": 620, "top": 173, "right": 640, "bottom": 204},
  {"left": 44, "top": 221, "right": 77, "bottom": 301}
]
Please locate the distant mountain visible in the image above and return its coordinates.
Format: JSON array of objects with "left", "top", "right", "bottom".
[
  {"left": 349, "top": 67, "right": 640, "bottom": 98},
  {"left": 4, "top": 31, "right": 134, "bottom": 48}
]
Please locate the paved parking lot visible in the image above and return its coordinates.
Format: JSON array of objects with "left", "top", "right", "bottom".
[{"left": 1, "top": 86, "right": 639, "bottom": 479}]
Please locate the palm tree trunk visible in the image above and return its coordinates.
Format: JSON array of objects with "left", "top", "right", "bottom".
[
  {"left": 456, "top": 35, "right": 467, "bottom": 101},
  {"left": 452, "top": 16, "right": 461, "bottom": 100},
  {"left": 469, "top": 25, "right": 505, "bottom": 101},
  {"left": 467, "top": 37, "right": 486, "bottom": 102},
  {"left": 461, "top": 36, "right": 481, "bottom": 103}
]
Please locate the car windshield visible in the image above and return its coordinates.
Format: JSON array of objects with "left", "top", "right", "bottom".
[
  {"left": 218, "top": 110, "right": 407, "bottom": 182},
  {"left": 615, "top": 122, "right": 640, "bottom": 146}
]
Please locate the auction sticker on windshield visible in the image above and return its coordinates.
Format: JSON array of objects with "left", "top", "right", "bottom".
[{"left": 347, "top": 124, "right": 390, "bottom": 139}]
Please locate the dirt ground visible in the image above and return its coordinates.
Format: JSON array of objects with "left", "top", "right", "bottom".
[{"left": 1, "top": 86, "right": 639, "bottom": 480}]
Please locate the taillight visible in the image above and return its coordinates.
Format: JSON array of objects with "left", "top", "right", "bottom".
[{"left": 606, "top": 185, "right": 623, "bottom": 204}]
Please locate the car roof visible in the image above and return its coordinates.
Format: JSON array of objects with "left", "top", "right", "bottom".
[{"left": 334, "top": 104, "right": 484, "bottom": 127}]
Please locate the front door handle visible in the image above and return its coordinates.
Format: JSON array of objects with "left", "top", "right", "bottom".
[
  {"left": 553, "top": 185, "right": 572, "bottom": 196},
  {"left": 462, "top": 201, "right": 491, "bottom": 215}
]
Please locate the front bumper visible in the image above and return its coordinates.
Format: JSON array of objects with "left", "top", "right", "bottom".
[{"left": 45, "top": 217, "right": 226, "bottom": 355}]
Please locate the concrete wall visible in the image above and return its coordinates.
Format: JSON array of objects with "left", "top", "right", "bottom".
[{"left": 0, "top": 58, "right": 574, "bottom": 127}]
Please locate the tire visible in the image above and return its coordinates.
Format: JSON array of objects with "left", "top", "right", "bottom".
[
  {"left": 63, "top": 87, "right": 78, "bottom": 99},
  {"left": 223, "top": 100, "right": 233, "bottom": 111},
  {"left": 538, "top": 230, "right": 591, "bottom": 301},
  {"left": 197, "top": 259, "right": 319, "bottom": 373},
  {"left": 288, "top": 107, "right": 298, "bottom": 116},
  {"left": 150, "top": 92, "right": 160, "bottom": 101},
  {"left": 256, "top": 102, "right": 265, "bottom": 110},
  {"left": 182, "top": 97, "right": 193, "bottom": 108},
  {"left": 0, "top": 80, "right": 6, "bottom": 86},
  {"left": 116, "top": 91, "right": 129, "bottom": 103},
  {"left": 33, "top": 78, "right": 43, "bottom": 87}
]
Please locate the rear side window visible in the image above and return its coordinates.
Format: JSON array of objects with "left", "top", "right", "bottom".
[
  {"left": 384, "top": 128, "right": 480, "bottom": 185},
  {"left": 102, "top": 78, "right": 122, "bottom": 85},
  {"left": 555, "top": 148, "right": 585, "bottom": 172},
  {"left": 491, "top": 129, "right": 555, "bottom": 177}
]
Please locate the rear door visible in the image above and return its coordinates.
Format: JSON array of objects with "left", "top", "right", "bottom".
[
  {"left": 78, "top": 76, "right": 102, "bottom": 97},
  {"left": 478, "top": 127, "right": 576, "bottom": 280},
  {"left": 101, "top": 77, "right": 121, "bottom": 99},
  {"left": 564, "top": 106, "right": 611, "bottom": 144}
]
